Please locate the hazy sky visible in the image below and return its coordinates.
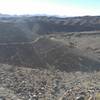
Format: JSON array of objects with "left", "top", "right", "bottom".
[{"left": 0, "top": 0, "right": 100, "bottom": 16}]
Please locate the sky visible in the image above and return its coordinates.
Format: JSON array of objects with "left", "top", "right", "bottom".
[{"left": 0, "top": 0, "right": 100, "bottom": 16}]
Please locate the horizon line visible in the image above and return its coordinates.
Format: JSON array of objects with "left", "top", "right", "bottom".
[{"left": 0, "top": 13, "right": 100, "bottom": 18}]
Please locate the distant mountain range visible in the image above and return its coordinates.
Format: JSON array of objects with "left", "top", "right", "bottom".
[{"left": 0, "top": 15, "right": 100, "bottom": 36}]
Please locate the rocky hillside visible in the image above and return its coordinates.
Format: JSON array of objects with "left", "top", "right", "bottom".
[
  {"left": 0, "top": 36, "right": 100, "bottom": 72},
  {"left": 0, "top": 64, "right": 100, "bottom": 100},
  {"left": 0, "top": 15, "right": 100, "bottom": 72}
]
